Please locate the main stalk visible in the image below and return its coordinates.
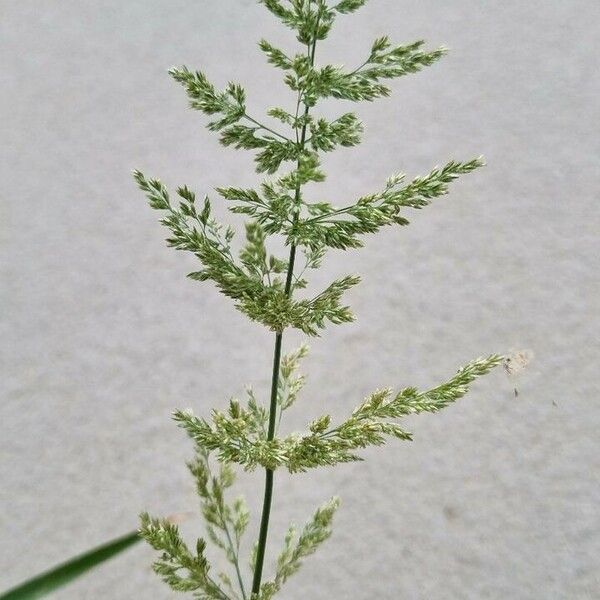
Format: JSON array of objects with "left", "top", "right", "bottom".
[{"left": 250, "top": 25, "right": 318, "bottom": 596}]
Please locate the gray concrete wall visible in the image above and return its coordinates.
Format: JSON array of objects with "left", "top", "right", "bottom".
[{"left": 1, "top": 1, "right": 598, "bottom": 598}]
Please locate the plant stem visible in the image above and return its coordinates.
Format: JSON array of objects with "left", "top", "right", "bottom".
[
  {"left": 250, "top": 246, "right": 298, "bottom": 597},
  {"left": 243, "top": 113, "right": 292, "bottom": 142},
  {"left": 222, "top": 524, "right": 247, "bottom": 600},
  {"left": 250, "top": 19, "right": 319, "bottom": 596},
  {"left": 250, "top": 332, "right": 283, "bottom": 595}
]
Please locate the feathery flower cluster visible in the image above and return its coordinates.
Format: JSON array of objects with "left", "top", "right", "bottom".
[{"left": 135, "top": 2, "right": 503, "bottom": 598}]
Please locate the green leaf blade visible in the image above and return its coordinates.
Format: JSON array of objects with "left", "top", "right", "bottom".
[{"left": 0, "top": 532, "right": 140, "bottom": 600}]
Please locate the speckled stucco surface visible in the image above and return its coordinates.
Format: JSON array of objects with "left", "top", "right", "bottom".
[{"left": 1, "top": 1, "right": 599, "bottom": 598}]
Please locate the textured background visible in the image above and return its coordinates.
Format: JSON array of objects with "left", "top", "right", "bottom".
[{"left": 1, "top": 1, "right": 599, "bottom": 598}]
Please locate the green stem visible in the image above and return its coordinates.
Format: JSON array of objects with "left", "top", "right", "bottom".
[
  {"left": 223, "top": 523, "right": 247, "bottom": 600},
  {"left": 249, "top": 255, "right": 296, "bottom": 596},
  {"left": 243, "top": 113, "right": 292, "bottom": 142},
  {"left": 206, "top": 574, "right": 232, "bottom": 600},
  {"left": 250, "top": 21, "right": 319, "bottom": 597},
  {"left": 250, "top": 332, "right": 283, "bottom": 596}
]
